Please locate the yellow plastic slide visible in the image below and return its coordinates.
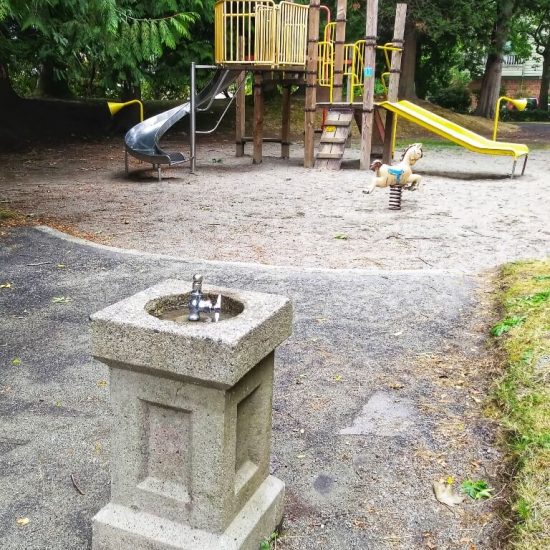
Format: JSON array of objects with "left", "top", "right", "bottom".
[{"left": 378, "top": 100, "right": 529, "bottom": 174}]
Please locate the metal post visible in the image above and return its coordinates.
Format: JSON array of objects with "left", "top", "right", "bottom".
[
  {"left": 190, "top": 62, "right": 197, "bottom": 173},
  {"left": 522, "top": 155, "right": 528, "bottom": 175},
  {"left": 359, "top": 0, "right": 378, "bottom": 170}
]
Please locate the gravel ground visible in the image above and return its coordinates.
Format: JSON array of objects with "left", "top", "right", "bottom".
[
  {"left": 0, "top": 227, "right": 506, "bottom": 549},
  {"left": 0, "top": 138, "right": 548, "bottom": 272},
  {"left": 0, "top": 134, "right": 547, "bottom": 549}
]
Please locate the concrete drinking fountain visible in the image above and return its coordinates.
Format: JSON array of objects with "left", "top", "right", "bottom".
[{"left": 90, "top": 275, "right": 292, "bottom": 550}]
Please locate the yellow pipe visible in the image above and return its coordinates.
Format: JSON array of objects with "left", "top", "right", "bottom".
[
  {"left": 391, "top": 114, "right": 397, "bottom": 158},
  {"left": 108, "top": 100, "right": 144, "bottom": 122},
  {"left": 380, "top": 72, "right": 389, "bottom": 96},
  {"left": 492, "top": 96, "right": 527, "bottom": 141}
]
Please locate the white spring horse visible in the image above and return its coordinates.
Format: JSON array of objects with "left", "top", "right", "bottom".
[{"left": 365, "top": 143, "right": 424, "bottom": 194}]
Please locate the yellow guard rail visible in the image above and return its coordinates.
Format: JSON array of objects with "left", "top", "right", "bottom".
[{"left": 215, "top": 0, "right": 308, "bottom": 67}]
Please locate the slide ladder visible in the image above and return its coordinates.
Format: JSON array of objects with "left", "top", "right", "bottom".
[{"left": 315, "top": 108, "right": 354, "bottom": 170}]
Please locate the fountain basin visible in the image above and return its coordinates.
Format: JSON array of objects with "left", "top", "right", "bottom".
[
  {"left": 147, "top": 291, "right": 244, "bottom": 324},
  {"left": 91, "top": 278, "right": 292, "bottom": 388}
]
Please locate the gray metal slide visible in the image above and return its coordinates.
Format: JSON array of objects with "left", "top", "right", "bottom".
[{"left": 124, "top": 69, "right": 239, "bottom": 170}]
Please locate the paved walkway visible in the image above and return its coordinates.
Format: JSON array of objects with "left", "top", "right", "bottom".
[{"left": 1, "top": 227, "right": 504, "bottom": 549}]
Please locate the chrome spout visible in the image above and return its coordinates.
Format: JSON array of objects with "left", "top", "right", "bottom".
[{"left": 188, "top": 274, "right": 221, "bottom": 322}]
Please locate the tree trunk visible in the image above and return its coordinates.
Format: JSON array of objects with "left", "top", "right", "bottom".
[
  {"left": 38, "top": 60, "right": 73, "bottom": 98},
  {"left": 475, "top": 0, "right": 515, "bottom": 118},
  {"left": 475, "top": 52, "right": 502, "bottom": 118},
  {"left": 0, "top": 61, "right": 19, "bottom": 103},
  {"left": 398, "top": 20, "right": 418, "bottom": 99},
  {"left": 540, "top": 49, "right": 549, "bottom": 112}
]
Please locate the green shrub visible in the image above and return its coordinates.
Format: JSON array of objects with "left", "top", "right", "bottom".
[
  {"left": 501, "top": 109, "right": 550, "bottom": 122},
  {"left": 430, "top": 85, "right": 472, "bottom": 113}
]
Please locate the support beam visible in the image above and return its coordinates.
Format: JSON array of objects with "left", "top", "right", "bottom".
[
  {"left": 332, "top": 0, "right": 347, "bottom": 102},
  {"left": 382, "top": 3, "right": 407, "bottom": 163},
  {"left": 304, "top": 0, "right": 320, "bottom": 168},
  {"left": 359, "top": 0, "right": 378, "bottom": 170},
  {"left": 235, "top": 37, "right": 246, "bottom": 157},
  {"left": 253, "top": 72, "right": 264, "bottom": 164},
  {"left": 281, "top": 84, "right": 291, "bottom": 159}
]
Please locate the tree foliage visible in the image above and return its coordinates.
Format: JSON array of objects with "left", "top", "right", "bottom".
[
  {"left": 1, "top": 0, "right": 549, "bottom": 111},
  {"left": 0, "top": 0, "right": 213, "bottom": 99}
]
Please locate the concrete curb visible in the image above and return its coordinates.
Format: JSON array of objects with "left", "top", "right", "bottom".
[{"left": 35, "top": 225, "right": 468, "bottom": 278}]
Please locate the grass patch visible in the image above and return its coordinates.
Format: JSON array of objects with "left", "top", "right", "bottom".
[
  {"left": 0, "top": 207, "right": 18, "bottom": 220},
  {"left": 492, "top": 259, "right": 550, "bottom": 549}
]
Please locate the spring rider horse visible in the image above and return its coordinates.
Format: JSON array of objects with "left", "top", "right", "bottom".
[{"left": 365, "top": 143, "right": 424, "bottom": 210}]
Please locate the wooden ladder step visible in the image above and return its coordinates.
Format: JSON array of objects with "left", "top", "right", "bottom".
[
  {"left": 324, "top": 119, "right": 352, "bottom": 127},
  {"left": 316, "top": 152, "right": 344, "bottom": 160},
  {"left": 319, "top": 137, "right": 347, "bottom": 144}
]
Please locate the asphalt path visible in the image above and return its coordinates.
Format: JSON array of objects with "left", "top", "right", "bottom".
[{"left": 0, "top": 227, "right": 502, "bottom": 549}]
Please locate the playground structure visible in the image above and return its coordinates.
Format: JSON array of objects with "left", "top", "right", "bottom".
[{"left": 123, "top": 0, "right": 529, "bottom": 178}]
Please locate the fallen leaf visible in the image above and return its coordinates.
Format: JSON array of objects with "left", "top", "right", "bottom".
[
  {"left": 16, "top": 517, "right": 29, "bottom": 526},
  {"left": 433, "top": 480, "right": 465, "bottom": 506},
  {"left": 0, "top": 282, "right": 12, "bottom": 289},
  {"left": 334, "top": 233, "right": 349, "bottom": 240},
  {"left": 11, "top": 358, "right": 22, "bottom": 366},
  {"left": 334, "top": 374, "right": 342, "bottom": 381},
  {"left": 52, "top": 296, "right": 72, "bottom": 304},
  {"left": 97, "top": 380, "right": 108, "bottom": 388}
]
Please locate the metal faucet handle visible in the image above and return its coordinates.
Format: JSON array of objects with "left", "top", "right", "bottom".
[{"left": 192, "top": 273, "right": 203, "bottom": 292}]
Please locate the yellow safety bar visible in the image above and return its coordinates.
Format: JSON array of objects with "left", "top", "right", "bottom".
[
  {"left": 320, "top": 39, "right": 402, "bottom": 101},
  {"left": 214, "top": 0, "right": 308, "bottom": 67},
  {"left": 342, "top": 42, "right": 363, "bottom": 100},
  {"left": 323, "top": 22, "right": 336, "bottom": 44},
  {"left": 317, "top": 41, "right": 334, "bottom": 102}
]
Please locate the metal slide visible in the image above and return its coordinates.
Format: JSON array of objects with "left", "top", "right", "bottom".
[
  {"left": 378, "top": 100, "right": 529, "bottom": 176},
  {"left": 124, "top": 69, "right": 239, "bottom": 176}
]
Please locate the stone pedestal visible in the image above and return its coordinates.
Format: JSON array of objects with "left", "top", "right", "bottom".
[{"left": 90, "top": 279, "right": 292, "bottom": 550}]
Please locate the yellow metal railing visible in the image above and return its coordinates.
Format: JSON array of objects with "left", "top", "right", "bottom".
[
  {"left": 215, "top": 0, "right": 273, "bottom": 64},
  {"left": 215, "top": 0, "right": 308, "bottom": 67},
  {"left": 343, "top": 41, "right": 364, "bottom": 100},
  {"left": 255, "top": 4, "right": 278, "bottom": 64},
  {"left": 317, "top": 41, "right": 334, "bottom": 102},
  {"left": 278, "top": 2, "right": 309, "bottom": 66},
  {"left": 319, "top": 35, "right": 403, "bottom": 101},
  {"left": 323, "top": 22, "right": 336, "bottom": 44}
]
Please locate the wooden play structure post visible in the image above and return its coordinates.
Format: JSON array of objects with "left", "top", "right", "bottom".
[
  {"left": 304, "top": 0, "right": 320, "bottom": 168},
  {"left": 235, "top": 37, "right": 246, "bottom": 157},
  {"left": 359, "top": 0, "right": 378, "bottom": 170},
  {"left": 382, "top": 3, "right": 407, "bottom": 163},
  {"left": 332, "top": 0, "right": 347, "bottom": 102},
  {"left": 281, "top": 84, "right": 291, "bottom": 159},
  {"left": 253, "top": 72, "right": 264, "bottom": 164}
]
